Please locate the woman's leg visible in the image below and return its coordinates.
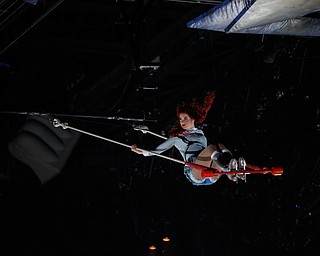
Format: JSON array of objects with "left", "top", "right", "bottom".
[{"left": 210, "top": 143, "right": 239, "bottom": 181}]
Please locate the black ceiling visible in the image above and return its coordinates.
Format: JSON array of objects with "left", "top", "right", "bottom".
[{"left": 1, "top": 1, "right": 320, "bottom": 255}]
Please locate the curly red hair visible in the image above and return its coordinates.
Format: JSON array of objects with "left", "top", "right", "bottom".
[{"left": 168, "top": 90, "right": 215, "bottom": 137}]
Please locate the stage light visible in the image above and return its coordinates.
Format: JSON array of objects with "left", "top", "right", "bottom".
[
  {"left": 162, "top": 236, "right": 170, "bottom": 242},
  {"left": 149, "top": 245, "right": 156, "bottom": 250}
]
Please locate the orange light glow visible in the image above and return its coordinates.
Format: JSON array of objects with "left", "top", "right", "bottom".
[
  {"left": 149, "top": 245, "right": 156, "bottom": 250},
  {"left": 162, "top": 237, "right": 170, "bottom": 242}
]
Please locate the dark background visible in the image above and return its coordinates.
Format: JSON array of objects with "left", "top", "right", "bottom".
[{"left": 1, "top": 1, "right": 320, "bottom": 255}]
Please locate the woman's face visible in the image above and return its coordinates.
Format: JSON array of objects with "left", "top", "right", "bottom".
[{"left": 178, "top": 113, "right": 195, "bottom": 130}]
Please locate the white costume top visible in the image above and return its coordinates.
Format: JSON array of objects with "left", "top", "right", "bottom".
[{"left": 143, "top": 128, "right": 216, "bottom": 185}]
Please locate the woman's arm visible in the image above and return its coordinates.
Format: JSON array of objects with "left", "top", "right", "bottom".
[{"left": 131, "top": 137, "right": 176, "bottom": 156}]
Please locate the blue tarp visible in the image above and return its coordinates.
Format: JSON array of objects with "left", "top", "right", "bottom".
[{"left": 187, "top": 0, "right": 320, "bottom": 37}]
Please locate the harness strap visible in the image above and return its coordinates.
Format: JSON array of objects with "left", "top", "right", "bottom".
[{"left": 178, "top": 135, "right": 205, "bottom": 161}]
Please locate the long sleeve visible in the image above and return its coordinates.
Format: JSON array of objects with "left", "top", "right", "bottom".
[
  {"left": 142, "top": 128, "right": 207, "bottom": 162},
  {"left": 142, "top": 137, "right": 177, "bottom": 156}
]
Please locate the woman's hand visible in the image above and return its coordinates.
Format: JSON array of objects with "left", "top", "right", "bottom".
[{"left": 131, "top": 144, "right": 144, "bottom": 154}]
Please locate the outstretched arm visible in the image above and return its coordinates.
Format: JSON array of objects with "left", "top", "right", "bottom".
[{"left": 131, "top": 137, "right": 176, "bottom": 157}]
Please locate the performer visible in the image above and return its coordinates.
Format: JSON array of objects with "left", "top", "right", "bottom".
[{"left": 131, "top": 90, "right": 246, "bottom": 186}]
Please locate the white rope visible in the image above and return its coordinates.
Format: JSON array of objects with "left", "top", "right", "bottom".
[
  {"left": 52, "top": 119, "right": 185, "bottom": 165},
  {"left": 133, "top": 125, "right": 167, "bottom": 140}
]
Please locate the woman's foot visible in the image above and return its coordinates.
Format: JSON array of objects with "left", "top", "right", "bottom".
[
  {"left": 227, "top": 158, "right": 238, "bottom": 181},
  {"left": 236, "top": 157, "right": 246, "bottom": 181},
  {"left": 228, "top": 158, "right": 246, "bottom": 182}
]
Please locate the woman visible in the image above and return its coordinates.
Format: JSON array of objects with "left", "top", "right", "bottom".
[{"left": 131, "top": 90, "right": 245, "bottom": 185}]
